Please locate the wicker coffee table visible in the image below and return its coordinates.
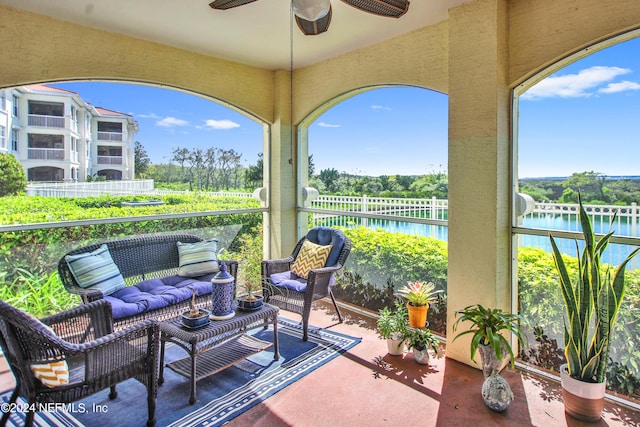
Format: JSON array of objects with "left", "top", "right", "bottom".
[{"left": 158, "top": 303, "right": 279, "bottom": 404}]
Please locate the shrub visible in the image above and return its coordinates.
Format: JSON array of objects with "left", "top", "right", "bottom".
[{"left": 0, "top": 153, "right": 27, "bottom": 196}]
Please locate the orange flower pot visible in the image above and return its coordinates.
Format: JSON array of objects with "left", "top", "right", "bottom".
[{"left": 407, "top": 303, "right": 428, "bottom": 328}]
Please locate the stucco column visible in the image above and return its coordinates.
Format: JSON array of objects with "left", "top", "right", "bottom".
[
  {"left": 267, "top": 69, "right": 298, "bottom": 259},
  {"left": 446, "top": 0, "right": 512, "bottom": 367}
]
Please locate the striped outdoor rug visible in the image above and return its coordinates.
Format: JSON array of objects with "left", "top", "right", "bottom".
[{"left": 1, "top": 317, "right": 361, "bottom": 427}]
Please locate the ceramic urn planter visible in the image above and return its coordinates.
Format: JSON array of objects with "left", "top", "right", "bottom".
[{"left": 560, "top": 364, "right": 606, "bottom": 423}]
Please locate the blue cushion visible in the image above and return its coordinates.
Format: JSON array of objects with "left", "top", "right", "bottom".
[
  {"left": 270, "top": 271, "right": 307, "bottom": 292},
  {"left": 105, "top": 275, "right": 215, "bottom": 320},
  {"left": 305, "top": 228, "right": 345, "bottom": 267},
  {"left": 270, "top": 270, "right": 337, "bottom": 293}
]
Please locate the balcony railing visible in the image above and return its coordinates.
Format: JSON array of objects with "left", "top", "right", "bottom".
[
  {"left": 97, "top": 155, "right": 123, "bottom": 165},
  {"left": 97, "top": 131, "right": 123, "bottom": 141},
  {"left": 28, "top": 114, "right": 65, "bottom": 128},
  {"left": 27, "top": 148, "right": 64, "bottom": 160}
]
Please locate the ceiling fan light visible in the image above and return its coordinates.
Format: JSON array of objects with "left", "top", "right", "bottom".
[{"left": 292, "top": 0, "right": 331, "bottom": 22}]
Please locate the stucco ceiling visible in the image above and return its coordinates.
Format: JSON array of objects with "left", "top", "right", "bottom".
[{"left": 1, "top": 0, "right": 472, "bottom": 70}]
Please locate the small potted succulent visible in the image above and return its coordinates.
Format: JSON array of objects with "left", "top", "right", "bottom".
[
  {"left": 236, "top": 281, "right": 263, "bottom": 311},
  {"left": 377, "top": 302, "right": 409, "bottom": 356},
  {"left": 402, "top": 327, "right": 439, "bottom": 365},
  {"left": 396, "top": 281, "right": 443, "bottom": 328},
  {"left": 181, "top": 289, "right": 210, "bottom": 328}
]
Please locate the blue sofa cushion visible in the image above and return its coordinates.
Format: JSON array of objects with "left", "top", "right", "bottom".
[
  {"left": 270, "top": 271, "right": 336, "bottom": 293},
  {"left": 305, "top": 227, "right": 345, "bottom": 267},
  {"left": 105, "top": 274, "right": 214, "bottom": 320}
]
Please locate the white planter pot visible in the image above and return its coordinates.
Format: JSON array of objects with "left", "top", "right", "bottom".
[
  {"left": 560, "top": 364, "right": 606, "bottom": 423},
  {"left": 386, "top": 335, "right": 405, "bottom": 356}
]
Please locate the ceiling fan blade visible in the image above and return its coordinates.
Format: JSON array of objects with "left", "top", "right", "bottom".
[
  {"left": 341, "top": 0, "right": 409, "bottom": 18},
  {"left": 209, "top": 0, "right": 259, "bottom": 10},
  {"left": 295, "top": 5, "right": 332, "bottom": 36}
]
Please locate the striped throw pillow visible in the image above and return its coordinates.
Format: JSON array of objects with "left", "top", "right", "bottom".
[
  {"left": 291, "top": 240, "right": 332, "bottom": 279},
  {"left": 177, "top": 240, "right": 219, "bottom": 277},
  {"left": 30, "top": 323, "right": 69, "bottom": 388},
  {"left": 31, "top": 360, "right": 69, "bottom": 388},
  {"left": 65, "top": 244, "right": 125, "bottom": 295}
]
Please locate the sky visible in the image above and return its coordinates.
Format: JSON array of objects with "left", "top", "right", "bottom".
[{"left": 49, "top": 36, "right": 640, "bottom": 179}]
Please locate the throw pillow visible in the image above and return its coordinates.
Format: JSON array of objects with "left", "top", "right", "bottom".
[
  {"left": 65, "top": 244, "right": 125, "bottom": 295},
  {"left": 291, "top": 240, "right": 332, "bottom": 279},
  {"left": 177, "top": 239, "right": 219, "bottom": 277},
  {"left": 30, "top": 322, "right": 69, "bottom": 388}
]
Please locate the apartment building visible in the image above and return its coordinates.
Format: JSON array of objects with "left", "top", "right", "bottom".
[{"left": 0, "top": 84, "right": 138, "bottom": 182}]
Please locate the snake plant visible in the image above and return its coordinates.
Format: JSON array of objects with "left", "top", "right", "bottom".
[{"left": 550, "top": 194, "right": 640, "bottom": 383}]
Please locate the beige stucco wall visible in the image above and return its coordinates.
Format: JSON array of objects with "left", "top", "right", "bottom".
[
  {"left": 2, "top": 0, "right": 640, "bottom": 369},
  {"left": 0, "top": 6, "right": 275, "bottom": 124}
]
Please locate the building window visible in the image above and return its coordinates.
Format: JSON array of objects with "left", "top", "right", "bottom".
[
  {"left": 0, "top": 92, "right": 5, "bottom": 112},
  {"left": 0, "top": 125, "right": 6, "bottom": 149},
  {"left": 10, "top": 129, "right": 18, "bottom": 152},
  {"left": 12, "top": 95, "right": 18, "bottom": 117}
]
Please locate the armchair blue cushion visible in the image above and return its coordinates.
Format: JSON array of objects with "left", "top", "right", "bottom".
[{"left": 305, "top": 227, "right": 345, "bottom": 267}]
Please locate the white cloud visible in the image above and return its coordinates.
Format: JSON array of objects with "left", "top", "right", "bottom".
[
  {"left": 317, "top": 122, "right": 341, "bottom": 128},
  {"left": 522, "top": 66, "right": 634, "bottom": 100},
  {"left": 137, "top": 113, "right": 161, "bottom": 119},
  {"left": 157, "top": 116, "right": 189, "bottom": 127},
  {"left": 204, "top": 119, "right": 240, "bottom": 130},
  {"left": 371, "top": 105, "right": 392, "bottom": 111},
  {"left": 598, "top": 80, "right": 640, "bottom": 94}
]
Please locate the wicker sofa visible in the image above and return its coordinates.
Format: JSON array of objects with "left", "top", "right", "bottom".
[{"left": 58, "top": 233, "right": 238, "bottom": 329}]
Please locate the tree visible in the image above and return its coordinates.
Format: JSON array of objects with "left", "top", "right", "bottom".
[
  {"left": 0, "top": 153, "right": 27, "bottom": 196},
  {"left": 134, "top": 141, "right": 151, "bottom": 178},
  {"left": 564, "top": 171, "right": 608, "bottom": 203},
  {"left": 319, "top": 168, "right": 340, "bottom": 193},
  {"left": 245, "top": 153, "right": 263, "bottom": 189}
]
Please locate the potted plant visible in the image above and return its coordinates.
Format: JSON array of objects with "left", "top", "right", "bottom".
[
  {"left": 377, "top": 302, "right": 408, "bottom": 356},
  {"left": 236, "top": 231, "right": 264, "bottom": 312},
  {"left": 396, "top": 281, "right": 442, "bottom": 328},
  {"left": 181, "top": 289, "right": 210, "bottom": 328},
  {"left": 237, "top": 282, "right": 264, "bottom": 311},
  {"left": 452, "top": 304, "right": 525, "bottom": 378},
  {"left": 550, "top": 195, "right": 640, "bottom": 422},
  {"left": 402, "top": 327, "right": 439, "bottom": 365}
]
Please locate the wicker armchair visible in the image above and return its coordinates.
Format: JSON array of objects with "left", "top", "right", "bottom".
[
  {"left": 0, "top": 299, "right": 159, "bottom": 427},
  {"left": 262, "top": 227, "right": 351, "bottom": 341}
]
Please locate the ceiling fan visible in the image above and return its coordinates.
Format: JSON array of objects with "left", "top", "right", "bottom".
[{"left": 209, "top": 0, "right": 410, "bottom": 36}]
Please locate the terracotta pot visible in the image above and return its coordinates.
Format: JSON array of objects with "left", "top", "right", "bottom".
[
  {"left": 406, "top": 303, "right": 428, "bottom": 328},
  {"left": 560, "top": 364, "right": 606, "bottom": 423}
]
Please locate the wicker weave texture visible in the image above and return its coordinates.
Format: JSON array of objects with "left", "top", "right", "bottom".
[
  {"left": 0, "top": 299, "right": 160, "bottom": 427},
  {"left": 262, "top": 228, "right": 351, "bottom": 341},
  {"left": 58, "top": 234, "right": 239, "bottom": 330}
]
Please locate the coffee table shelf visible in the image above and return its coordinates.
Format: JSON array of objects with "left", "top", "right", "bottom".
[{"left": 165, "top": 333, "right": 273, "bottom": 381}]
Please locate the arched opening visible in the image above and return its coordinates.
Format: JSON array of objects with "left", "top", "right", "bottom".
[
  {"left": 299, "top": 85, "right": 449, "bottom": 334},
  {"left": 96, "top": 169, "right": 122, "bottom": 181},
  {"left": 513, "top": 34, "right": 640, "bottom": 403},
  {"left": 28, "top": 166, "right": 63, "bottom": 182}
]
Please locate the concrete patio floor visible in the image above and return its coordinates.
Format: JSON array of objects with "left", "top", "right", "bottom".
[{"left": 1, "top": 300, "right": 639, "bottom": 426}]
